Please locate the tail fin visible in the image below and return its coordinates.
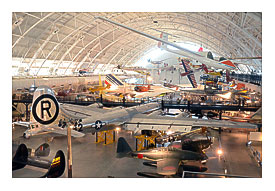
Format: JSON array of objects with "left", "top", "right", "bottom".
[
  {"left": 117, "top": 137, "right": 132, "bottom": 158},
  {"left": 30, "top": 86, "right": 61, "bottom": 126},
  {"left": 41, "top": 150, "right": 65, "bottom": 178},
  {"left": 105, "top": 74, "right": 124, "bottom": 87},
  {"left": 158, "top": 32, "right": 168, "bottom": 49},
  {"left": 220, "top": 60, "right": 236, "bottom": 69},
  {"left": 12, "top": 144, "right": 28, "bottom": 171}
]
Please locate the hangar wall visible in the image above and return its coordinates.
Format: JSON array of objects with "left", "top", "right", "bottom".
[{"left": 12, "top": 76, "right": 102, "bottom": 92}]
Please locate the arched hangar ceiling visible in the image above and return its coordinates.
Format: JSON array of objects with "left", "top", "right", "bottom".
[{"left": 12, "top": 12, "right": 262, "bottom": 76}]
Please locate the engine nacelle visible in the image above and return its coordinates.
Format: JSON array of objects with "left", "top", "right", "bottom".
[{"left": 23, "top": 132, "right": 30, "bottom": 139}]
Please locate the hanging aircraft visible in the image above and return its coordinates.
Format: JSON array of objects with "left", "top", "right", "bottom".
[
  {"left": 23, "top": 80, "right": 37, "bottom": 93},
  {"left": 117, "top": 137, "right": 208, "bottom": 176},
  {"left": 96, "top": 17, "right": 237, "bottom": 71},
  {"left": 180, "top": 59, "right": 198, "bottom": 88},
  {"left": 12, "top": 143, "right": 65, "bottom": 178}
]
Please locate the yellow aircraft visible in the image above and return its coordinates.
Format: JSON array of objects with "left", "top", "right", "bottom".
[
  {"left": 88, "top": 75, "right": 111, "bottom": 95},
  {"left": 208, "top": 71, "right": 222, "bottom": 76}
]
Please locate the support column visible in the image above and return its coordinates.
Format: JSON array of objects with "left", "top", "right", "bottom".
[
  {"left": 113, "top": 130, "right": 116, "bottom": 142},
  {"left": 219, "top": 111, "right": 222, "bottom": 134},
  {"left": 67, "top": 126, "right": 72, "bottom": 178},
  {"left": 24, "top": 103, "right": 29, "bottom": 121},
  {"left": 123, "top": 96, "right": 126, "bottom": 107},
  {"left": 100, "top": 94, "right": 103, "bottom": 104}
]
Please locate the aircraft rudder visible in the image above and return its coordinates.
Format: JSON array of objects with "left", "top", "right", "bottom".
[
  {"left": 157, "top": 32, "right": 168, "bottom": 49},
  {"left": 30, "top": 86, "right": 61, "bottom": 126},
  {"left": 12, "top": 144, "right": 28, "bottom": 171},
  {"left": 106, "top": 74, "right": 124, "bottom": 87},
  {"left": 42, "top": 150, "right": 66, "bottom": 178},
  {"left": 117, "top": 137, "right": 133, "bottom": 158}
]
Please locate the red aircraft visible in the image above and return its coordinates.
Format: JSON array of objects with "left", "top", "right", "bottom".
[{"left": 134, "top": 84, "right": 151, "bottom": 92}]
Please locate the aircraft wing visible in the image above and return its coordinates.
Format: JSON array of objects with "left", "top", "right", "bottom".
[
  {"left": 12, "top": 121, "right": 31, "bottom": 127},
  {"left": 60, "top": 103, "right": 105, "bottom": 119},
  {"left": 181, "top": 60, "right": 198, "bottom": 88},
  {"left": 157, "top": 158, "right": 180, "bottom": 175},
  {"left": 181, "top": 89, "right": 205, "bottom": 95},
  {"left": 124, "top": 113, "right": 258, "bottom": 133},
  {"left": 96, "top": 16, "right": 236, "bottom": 70},
  {"left": 186, "top": 74, "right": 198, "bottom": 88},
  {"left": 124, "top": 114, "right": 193, "bottom": 133},
  {"left": 43, "top": 127, "right": 85, "bottom": 138}
]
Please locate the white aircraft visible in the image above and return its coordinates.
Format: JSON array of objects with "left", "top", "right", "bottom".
[
  {"left": 14, "top": 86, "right": 257, "bottom": 139},
  {"left": 96, "top": 17, "right": 237, "bottom": 71}
]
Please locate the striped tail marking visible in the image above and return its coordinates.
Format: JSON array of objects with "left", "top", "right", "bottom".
[{"left": 106, "top": 74, "right": 124, "bottom": 86}]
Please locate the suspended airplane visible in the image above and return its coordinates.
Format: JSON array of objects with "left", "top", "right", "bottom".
[
  {"left": 96, "top": 17, "right": 237, "bottom": 71},
  {"left": 180, "top": 59, "right": 198, "bottom": 88},
  {"left": 23, "top": 80, "right": 37, "bottom": 93},
  {"left": 12, "top": 143, "right": 65, "bottom": 178}
]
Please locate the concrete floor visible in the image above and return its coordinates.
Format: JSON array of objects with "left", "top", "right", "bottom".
[{"left": 12, "top": 125, "right": 262, "bottom": 178}]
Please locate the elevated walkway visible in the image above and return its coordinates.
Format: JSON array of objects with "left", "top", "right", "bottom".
[
  {"left": 161, "top": 101, "right": 260, "bottom": 112},
  {"left": 230, "top": 73, "right": 262, "bottom": 86}
]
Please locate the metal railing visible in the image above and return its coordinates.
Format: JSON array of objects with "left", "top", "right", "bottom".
[{"left": 230, "top": 73, "right": 262, "bottom": 86}]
